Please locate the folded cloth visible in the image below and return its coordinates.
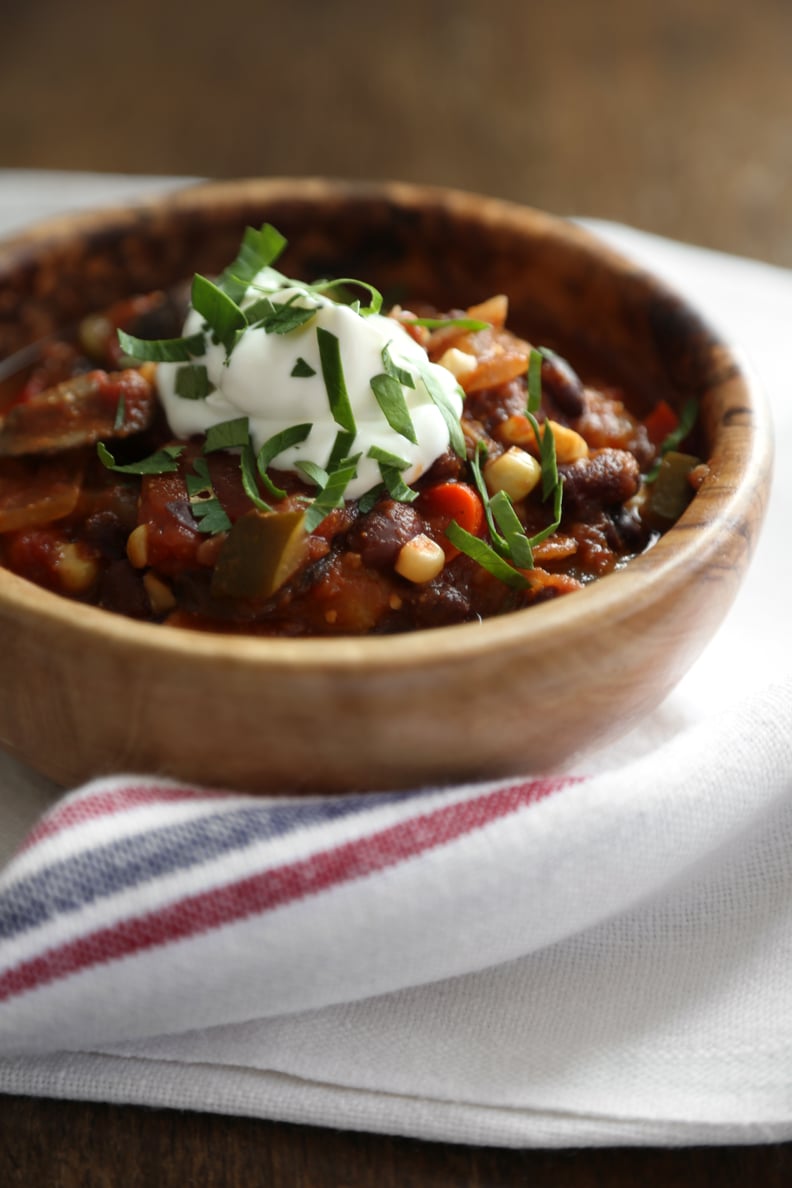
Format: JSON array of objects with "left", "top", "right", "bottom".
[{"left": 0, "top": 178, "right": 790, "bottom": 1147}]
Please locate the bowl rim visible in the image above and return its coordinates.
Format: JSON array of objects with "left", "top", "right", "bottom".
[{"left": 0, "top": 177, "right": 774, "bottom": 673}]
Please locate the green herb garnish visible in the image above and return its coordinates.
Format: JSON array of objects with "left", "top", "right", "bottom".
[
  {"left": 444, "top": 522, "right": 530, "bottom": 590},
  {"left": 469, "top": 442, "right": 511, "bottom": 558},
  {"left": 192, "top": 274, "right": 247, "bottom": 356},
  {"left": 316, "top": 327, "right": 356, "bottom": 435},
  {"left": 325, "top": 428, "right": 357, "bottom": 472},
  {"left": 97, "top": 441, "right": 185, "bottom": 475},
  {"left": 490, "top": 491, "right": 535, "bottom": 569},
  {"left": 303, "top": 458, "right": 360, "bottom": 532},
  {"left": 417, "top": 362, "right": 465, "bottom": 458},
  {"left": 189, "top": 499, "right": 231, "bottom": 535},
  {"left": 401, "top": 315, "right": 488, "bottom": 332},
  {"left": 524, "top": 348, "right": 561, "bottom": 500},
  {"left": 219, "top": 223, "right": 287, "bottom": 303},
  {"left": 240, "top": 442, "right": 272, "bottom": 512},
  {"left": 116, "top": 329, "right": 206, "bottom": 364},
  {"left": 367, "top": 445, "right": 418, "bottom": 503},
  {"left": 294, "top": 460, "right": 328, "bottom": 488},
  {"left": 370, "top": 373, "right": 418, "bottom": 444},
  {"left": 244, "top": 294, "right": 319, "bottom": 335},
  {"left": 175, "top": 363, "right": 214, "bottom": 401},
  {"left": 202, "top": 417, "right": 251, "bottom": 454},
  {"left": 291, "top": 357, "right": 316, "bottom": 378},
  {"left": 203, "top": 418, "right": 274, "bottom": 511},
  {"left": 527, "top": 348, "right": 543, "bottom": 413},
  {"left": 645, "top": 397, "right": 699, "bottom": 483},
  {"left": 381, "top": 343, "right": 416, "bottom": 389},
  {"left": 185, "top": 457, "right": 232, "bottom": 535},
  {"left": 113, "top": 393, "right": 126, "bottom": 432},
  {"left": 310, "top": 277, "right": 383, "bottom": 316},
  {"left": 460, "top": 345, "right": 565, "bottom": 582},
  {"left": 357, "top": 483, "right": 386, "bottom": 514},
  {"left": 256, "top": 423, "right": 313, "bottom": 500}
]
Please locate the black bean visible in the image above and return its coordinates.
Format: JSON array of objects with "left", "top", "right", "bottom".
[
  {"left": 541, "top": 349, "right": 586, "bottom": 419},
  {"left": 98, "top": 560, "right": 150, "bottom": 620},
  {"left": 348, "top": 500, "right": 424, "bottom": 569},
  {"left": 561, "top": 448, "right": 640, "bottom": 516}
]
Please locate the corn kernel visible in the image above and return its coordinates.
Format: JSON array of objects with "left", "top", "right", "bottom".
[
  {"left": 499, "top": 415, "right": 535, "bottom": 447},
  {"left": 437, "top": 347, "right": 477, "bottom": 382},
  {"left": 484, "top": 447, "right": 542, "bottom": 501},
  {"left": 78, "top": 313, "right": 113, "bottom": 361},
  {"left": 395, "top": 534, "right": 446, "bottom": 584},
  {"left": 546, "top": 420, "right": 589, "bottom": 463},
  {"left": 500, "top": 415, "right": 589, "bottom": 464},
  {"left": 143, "top": 572, "right": 176, "bottom": 614},
  {"left": 126, "top": 524, "right": 149, "bottom": 569},
  {"left": 54, "top": 543, "right": 98, "bottom": 594}
]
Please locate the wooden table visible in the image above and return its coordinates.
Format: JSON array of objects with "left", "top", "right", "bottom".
[
  {"left": 3, "top": 1095, "right": 792, "bottom": 1187},
  {"left": 4, "top": 0, "right": 792, "bottom": 266},
  {"left": 3, "top": 0, "right": 792, "bottom": 1179}
]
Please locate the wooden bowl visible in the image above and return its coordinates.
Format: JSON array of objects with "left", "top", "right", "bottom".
[{"left": 0, "top": 179, "right": 773, "bottom": 793}]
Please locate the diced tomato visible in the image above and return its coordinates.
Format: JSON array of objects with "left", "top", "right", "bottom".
[
  {"left": 643, "top": 399, "right": 679, "bottom": 448},
  {"left": 4, "top": 528, "right": 66, "bottom": 591}
]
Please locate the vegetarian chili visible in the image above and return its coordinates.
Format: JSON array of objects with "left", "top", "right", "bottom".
[{"left": 0, "top": 225, "right": 704, "bottom": 636}]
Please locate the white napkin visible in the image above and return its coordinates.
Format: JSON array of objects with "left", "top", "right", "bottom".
[{"left": 0, "top": 176, "right": 790, "bottom": 1147}]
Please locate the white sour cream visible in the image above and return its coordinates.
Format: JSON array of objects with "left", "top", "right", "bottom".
[{"left": 156, "top": 270, "right": 463, "bottom": 499}]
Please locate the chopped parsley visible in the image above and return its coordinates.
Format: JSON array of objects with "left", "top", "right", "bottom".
[
  {"left": 202, "top": 417, "right": 250, "bottom": 454},
  {"left": 448, "top": 351, "right": 564, "bottom": 584},
  {"left": 116, "top": 329, "right": 206, "bottom": 363},
  {"left": 645, "top": 397, "right": 699, "bottom": 482},
  {"left": 192, "top": 274, "right": 247, "bottom": 356},
  {"left": 255, "top": 423, "right": 313, "bottom": 500},
  {"left": 444, "top": 523, "right": 530, "bottom": 590},
  {"left": 381, "top": 343, "right": 416, "bottom": 389},
  {"left": 219, "top": 223, "right": 287, "bottom": 303},
  {"left": 401, "top": 315, "right": 488, "bottom": 331},
  {"left": 370, "top": 372, "right": 418, "bottom": 444},
  {"left": 302, "top": 457, "right": 360, "bottom": 532},
  {"left": 240, "top": 442, "right": 272, "bottom": 513},
  {"left": 113, "top": 393, "right": 126, "bottom": 432},
  {"left": 244, "top": 294, "right": 320, "bottom": 335},
  {"left": 185, "top": 457, "right": 232, "bottom": 535},
  {"left": 174, "top": 363, "right": 214, "bottom": 400},
  {"left": 316, "top": 327, "right": 356, "bottom": 435},
  {"left": 97, "top": 441, "right": 185, "bottom": 475},
  {"left": 367, "top": 445, "right": 418, "bottom": 503},
  {"left": 416, "top": 361, "right": 466, "bottom": 458},
  {"left": 309, "top": 277, "right": 383, "bottom": 316},
  {"left": 291, "top": 356, "right": 316, "bottom": 378}
]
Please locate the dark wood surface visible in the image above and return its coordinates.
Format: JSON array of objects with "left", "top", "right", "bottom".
[
  {"left": 3, "top": 0, "right": 792, "bottom": 1182},
  {"left": 3, "top": 0, "right": 792, "bottom": 266},
  {"left": 2, "top": 1094, "right": 792, "bottom": 1188}
]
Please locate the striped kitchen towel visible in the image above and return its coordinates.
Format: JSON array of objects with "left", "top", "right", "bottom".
[
  {"left": 0, "top": 678, "right": 791, "bottom": 1147},
  {"left": 0, "top": 772, "right": 584, "bottom": 1051}
]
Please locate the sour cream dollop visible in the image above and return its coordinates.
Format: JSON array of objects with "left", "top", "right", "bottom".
[{"left": 156, "top": 269, "right": 463, "bottom": 500}]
